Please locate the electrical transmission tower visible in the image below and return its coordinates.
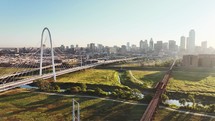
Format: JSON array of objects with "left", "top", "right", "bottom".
[{"left": 72, "top": 99, "right": 80, "bottom": 121}]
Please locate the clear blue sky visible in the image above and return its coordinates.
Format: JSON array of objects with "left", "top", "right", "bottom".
[{"left": 0, "top": 0, "right": 215, "bottom": 47}]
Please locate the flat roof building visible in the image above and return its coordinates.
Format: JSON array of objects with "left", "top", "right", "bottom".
[{"left": 183, "top": 54, "right": 215, "bottom": 68}]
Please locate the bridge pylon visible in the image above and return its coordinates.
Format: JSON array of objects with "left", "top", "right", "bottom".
[{"left": 39, "top": 27, "right": 56, "bottom": 81}]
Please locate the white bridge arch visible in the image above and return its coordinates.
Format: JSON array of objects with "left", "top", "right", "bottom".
[{"left": 39, "top": 27, "right": 56, "bottom": 81}]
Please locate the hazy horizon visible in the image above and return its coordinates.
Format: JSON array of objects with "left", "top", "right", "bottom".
[{"left": 0, "top": 0, "right": 215, "bottom": 48}]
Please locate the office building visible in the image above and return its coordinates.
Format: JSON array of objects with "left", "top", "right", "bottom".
[
  {"left": 201, "top": 41, "right": 207, "bottom": 51},
  {"left": 149, "top": 38, "right": 154, "bottom": 51},
  {"left": 139, "top": 40, "right": 148, "bottom": 52},
  {"left": 89, "top": 43, "right": 96, "bottom": 52},
  {"left": 187, "top": 29, "right": 195, "bottom": 53},
  {"left": 180, "top": 36, "right": 186, "bottom": 51},
  {"left": 162, "top": 42, "right": 168, "bottom": 51},
  {"left": 183, "top": 54, "right": 215, "bottom": 68},
  {"left": 154, "top": 41, "right": 163, "bottom": 52},
  {"left": 127, "top": 42, "right": 130, "bottom": 51},
  {"left": 169, "top": 40, "right": 176, "bottom": 51}
]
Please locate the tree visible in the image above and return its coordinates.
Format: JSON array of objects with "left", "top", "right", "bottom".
[
  {"left": 131, "top": 89, "right": 142, "bottom": 100},
  {"left": 141, "top": 83, "right": 148, "bottom": 88},
  {"left": 195, "top": 103, "right": 204, "bottom": 111},
  {"left": 114, "top": 89, "right": 126, "bottom": 98},
  {"left": 70, "top": 86, "right": 81, "bottom": 93},
  {"left": 188, "top": 95, "right": 195, "bottom": 108},
  {"left": 36, "top": 79, "right": 51, "bottom": 91},
  {"left": 161, "top": 94, "right": 169, "bottom": 103},
  {"left": 179, "top": 98, "right": 186, "bottom": 106},
  {"left": 208, "top": 104, "right": 215, "bottom": 113},
  {"left": 132, "top": 89, "right": 141, "bottom": 93},
  {"left": 80, "top": 83, "right": 87, "bottom": 92},
  {"left": 144, "top": 94, "right": 153, "bottom": 103},
  {"left": 95, "top": 88, "right": 105, "bottom": 96},
  {"left": 52, "top": 84, "right": 61, "bottom": 92}
]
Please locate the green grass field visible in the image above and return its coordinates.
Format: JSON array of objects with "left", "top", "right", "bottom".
[
  {"left": 111, "top": 63, "right": 142, "bottom": 67},
  {"left": 0, "top": 67, "right": 26, "bottom": 76},
  {"left": 54, "top": 66, "right": 167, "bottom": 90},
  {"left": 1, "top": 89, "right": 213, "bottom": 121},
  {"left": 56, "top": 69, "right": 121, "bottom": 86},
  {"left": 154, "top": 108, "right": 215, "bottom": 121},
  {"left": 167, "top": 69, "right": 215, "bottom": 94},
  {"left": 107, "top": 61, "right": 157, "bottom": 68},
  {"left": 0, "top": 89, "right": 146, "bottom": 121},
  {"left": 106, "top": 58, "right": 173, "bottom": 68},
  {"left": 129, "top": 70, "right": 165, "bottom": 88}
]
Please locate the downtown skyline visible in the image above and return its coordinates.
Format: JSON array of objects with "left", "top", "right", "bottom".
[{"left": 0, "top": 0, "right": 215, "bottom": 48}]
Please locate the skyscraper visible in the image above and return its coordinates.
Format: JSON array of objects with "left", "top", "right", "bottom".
[
  {"left": 139, "top": 40, "right": 144, "bottom": 50},
  {"left": 154, "top": 41, "right": 163, "bottom": 52},
  {"left": 180, "top": 36, "right": 186, "bottom": 51},
  {"left": 201, "top": 41, "right": 207, "bottom": 49},
  {"left": 89, "top": 43, "right": 96, "bottom": 52},
  {"left": 97, "top": 44, "right": 104, "bottom": 53},
  {"left": 126, "top": 42, "right": 130, "bottom": 51},
  {"left": 144, "top": 40, "right": 148, "bottom": 52},
  {"left": 120, "top": 45, "right": 127, "bottom": 54},
  {"left": 149, "top": 38, "right": 154, "bottom": 51},
  {"left": 139, "top": 40, "right": 148, "bottom": 52},
  {"left": 201, "top": 41, "right": 207, "bottom": 53},
  {"left": 186, "top": 37, "right": 189, "bottom": 51},
  {"left": 70, "top": 45, "right": 74, "bottom": 49},
  {"left": 187, "top": 29, "right": 195, "bottom": 53},
  {"left": 162, "top": 42, "right": 168, "bottom": 51},
  {"left": 169, "top": 40, "right": 176, "bottom": 51},
  {"left": 60, "top": 45, "right": 65, "bottom": 51}
]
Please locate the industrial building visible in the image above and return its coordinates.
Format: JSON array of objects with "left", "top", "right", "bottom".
[{"left": 182, "top": 54, "right": 215, "bottom": 68}]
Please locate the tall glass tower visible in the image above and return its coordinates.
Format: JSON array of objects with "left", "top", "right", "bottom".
[
  {"left": 180, "top": 36, "right": 186, "bottom": 51},
  {"left": 188, "top": 29, "right": 195, "bottom": 53}
]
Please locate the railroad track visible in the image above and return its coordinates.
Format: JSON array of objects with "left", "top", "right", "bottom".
[{"left": 140, "top": 60, "right": 176, "bottom": 121}]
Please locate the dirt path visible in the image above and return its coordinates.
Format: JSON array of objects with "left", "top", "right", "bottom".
[{"left": 129, "top": 70, "right": 143, "bottom": 84}]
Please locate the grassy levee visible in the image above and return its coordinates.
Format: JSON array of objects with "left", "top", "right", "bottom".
[
  {"left": 0, "top": 89, "right": 147, "bottom": 121},
  {"left": 118, "top": 70, "right": 165, "bottom": 91},
  {"left": 53, "top": 69, "right": 128, "bottom": 92},
  {"left": 56, "top": 69, "right": 121, "bottom": 87},
  {"left": 96, "top": 66, "right": 169, "bottom": 71},
  {"left": 129, "top": 70, "right": 166, "bottom": 88},
  {"left": 103, "top": 58, "right": 173, "bottom": 68},
  {"left": 0, "top": 67, "right": 26, "bottom": 76},
  {"left": 118, "top": 71, "right": 143, "bottom": 91},
  {"left": 167, "top": 67, "right": 215, "bottom": 96},
  {"left": 154, "top": 108, "right": 215, "bottom": 121},
  {"left": 108, "top": 63, "right": 142, "bottom": 67}
]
